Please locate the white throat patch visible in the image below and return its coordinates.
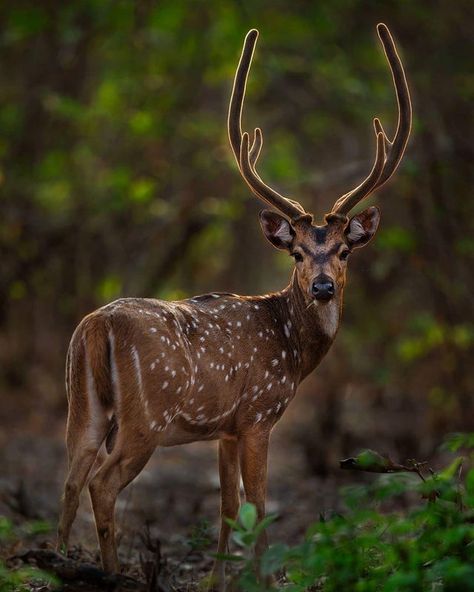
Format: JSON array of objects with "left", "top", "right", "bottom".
[{"left": 317, "top": 300, "right": 340, "bottom": 339}]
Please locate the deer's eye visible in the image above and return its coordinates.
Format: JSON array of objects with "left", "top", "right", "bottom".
[
  {"left": 291, "top": 252, "right": 303, "bottom": 263},
  {"left": 339, "top": 249, "right": 350, "bottom": 261}
]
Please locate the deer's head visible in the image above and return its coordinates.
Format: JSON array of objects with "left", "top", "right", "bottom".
[{"left": 228, "top": 25, "right": 411, "bottom": 305}]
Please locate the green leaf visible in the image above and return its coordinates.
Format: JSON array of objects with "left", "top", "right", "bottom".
[
  {"left": 254, "top": 514, "right": 278, "bottom": 537},
  {"left": 233, "top": 530, "right": 256, "bottom": 548},
  {"left": 442, "top": 433, "right": 474, "bottom": 452},
  {"left": 224, "top": 517, "right": 238, "bottom": 530},
  {"left": 239, "top": 502, "right": 257, "bottom": 531},
  {"left": 438, "top": 456, "right": 464, "bottom": 481}
]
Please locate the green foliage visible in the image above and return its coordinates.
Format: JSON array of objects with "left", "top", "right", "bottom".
[
  {"left": 0, "top": 516, "right": 53, "bottom": 540},
  {"left": 0, "top": 562, "right": 59, "bottom": 592},
  {"left": 0, "top": 516, "right": 58, "bottom": 590},
  {"left": 186, "top": 519, "right": 213, "bottom": 552},
  {"left": 396, "top": 314, "right": 474, "bottom": 363},
  {"left": 222, "top": 436, "right": 474, "bottom": 591},
  {"left": 22, "top": 519, "right": 53, "bottom": 536},
  {"left": 443, "top": 433, "right": 474, "bottom": 453},
  {"left": 377, "top": 226, "right": 417, "bottom": 254},
  {"left": 0, "top": 517, "right": 14, "bottom": 541},
  {"left": 0, "top": 0, "right": 472, "bottom": 447}
]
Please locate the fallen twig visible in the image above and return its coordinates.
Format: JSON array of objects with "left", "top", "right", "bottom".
[{"left": 339, "top": 449, "right": 431, "bottom": 484}]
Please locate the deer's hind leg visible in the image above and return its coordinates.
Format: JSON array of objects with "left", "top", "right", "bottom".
[
  {"left": 88, "top": 428, "right": 155, "bottom": 573},
  {"left": 57, "top": 352, "right": 110, "bottom": 553}
]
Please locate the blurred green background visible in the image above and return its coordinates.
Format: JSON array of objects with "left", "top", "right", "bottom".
[{"left": 0, "top": 0, "right": 473, "bottom": 469}]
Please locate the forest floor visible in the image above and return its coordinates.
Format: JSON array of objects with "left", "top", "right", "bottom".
[{"left": 0, "top": 397, "right": 351, "bottom": 591}]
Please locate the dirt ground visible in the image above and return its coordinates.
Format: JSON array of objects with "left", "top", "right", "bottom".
[{"left": 0, "top": 385, "right": 354, "bottom": 590}]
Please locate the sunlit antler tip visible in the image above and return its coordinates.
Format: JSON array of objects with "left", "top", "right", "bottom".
[
  {"left": 376, "top": 23, "right": 392, "bottom": 45},
  {"left": 246, "top": 29, "right": 259, "bottom": 41}
]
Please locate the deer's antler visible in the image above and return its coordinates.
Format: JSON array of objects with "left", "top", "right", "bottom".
[
  {"left": 329, "top": 24, "right": 412, "bottom": 217},
  {"left": 228, "top": 29, "right": 307, "bottom": 221},
  {"left": 229, "top": 25, "right": 411, "bottom": 222}
]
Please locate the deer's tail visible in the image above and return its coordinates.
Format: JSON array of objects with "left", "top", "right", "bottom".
[
  {"left": 58, "top": 312, "right": 115, "bottom": 550},
  {"left": 65, "top": 311, "right": 115, "bottom": 461}
]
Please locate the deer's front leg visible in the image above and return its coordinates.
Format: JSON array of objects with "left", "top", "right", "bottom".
[
  {"left": 238, "top": 430, "right": 270, "bottom": 558},
  {"left": 212, "top": 438, "right": 240, "bottom": 590}
]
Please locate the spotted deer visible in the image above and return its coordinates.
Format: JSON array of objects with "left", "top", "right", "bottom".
[{"left": 57, "top": 23, "right": 411, "bottom": 587}]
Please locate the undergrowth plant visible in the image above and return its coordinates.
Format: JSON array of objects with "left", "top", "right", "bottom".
[
  {"left": 0, "top": 517, "right": 58, "bottom": 592},
  {"left": 223, "top": 433, "right": 474, "bottom": 591}
]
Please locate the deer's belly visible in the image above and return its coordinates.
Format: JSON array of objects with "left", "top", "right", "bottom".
[{"left": 154, "top": 419, "right": 237, "bottom": 447}]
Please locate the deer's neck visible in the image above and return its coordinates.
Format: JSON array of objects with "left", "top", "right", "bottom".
[{"left": 273, "top": 270, "right": 342, "bottom": 381}]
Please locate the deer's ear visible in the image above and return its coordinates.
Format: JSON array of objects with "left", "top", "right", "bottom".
[
  {"left": 345, "top": 206, "right": 380, "bottom": 249},
  {"left": 259, "top": 210, "right": 295, "bottom": 250}
]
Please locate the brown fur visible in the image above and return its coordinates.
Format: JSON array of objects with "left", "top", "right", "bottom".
[{"left": 56, "top": 213, "right": 377, "bottom": 582}]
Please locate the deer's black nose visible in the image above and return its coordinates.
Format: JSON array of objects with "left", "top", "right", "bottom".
[{"left": 312, "top": 279, "right": 335, "bottom": 301}]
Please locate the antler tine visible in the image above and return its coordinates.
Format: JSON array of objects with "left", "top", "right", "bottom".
[
  {"left": 331, "top": 130, "right": 386, "bottom": 215},
  {"left": 228, "top": 29, "right": 259, "bottom": 167},
  {"left": 373, "top": 23, "right": 412, "bottom": 188},
  {"left": 240, "top": 132, "right": 307, "bottom": 219},
  {"left": 229, "top": 30, "right": 307, "bottom": 221},
  {"left": 331, "top": 23, "right": 412, "bottom": 217},
  {"left": 248, "top": 127, "right": 263, "bottom": 167}
]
